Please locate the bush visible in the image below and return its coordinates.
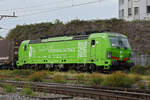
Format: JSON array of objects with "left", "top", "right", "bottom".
[
  {"left": 101, "top": 71, "right": 134, "bottom": 88},
  {"left": 3, "top": 83, "right": 16, "bottom": 93},
  {"left": 147, "top": 82, "right": 150, "bottom": 89},
  {"left": 128, "top": 74, "right": 142, "bottom": 82},
  {"left": 21, "top": 85, "right": 35, "bottom": 96},
  {"left": 13, "top": 76, "right": 24, "bottom": 81},
  {"left": 74, "top": 74, "right": 85, "bottom": 84},
  {"left": 0, "top": 70, "right": 13, "bottom": 76},
  {"left": 137, "top": 82, "right": 146, "bottom": 89},
  {"left": 53, "top": 74, "right": 66, "bottom": 84},
  {"left": 68, "top": 70, "right": 77, "bottom": 74},
  {"left": 89, "top": 73, "right": 103, "bottom": 86},
  {"left": 131, "top": 65, "right": 147, "bottom": 75},
  {"left": 29, "top": 71, "right": 47, "bottom": 82},
  {"left": 0, "top": 76, "right": 5, "bottom": 80},
  {"left": 11, "top": 70, "right": 35, "bottom": 76},
  {"left": 48, "top": 71, "right": 57, "bottom": 75}
]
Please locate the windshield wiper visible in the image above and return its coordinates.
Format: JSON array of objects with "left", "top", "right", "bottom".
[
  {"left": 114, "top": 45, "right": 120, "bottom": 49},
  {"left": 122, "top": 42, "right": 128, "bottom": 49},
  {"left": 124, "top": 47, "right": 127, "bottom": 49}
]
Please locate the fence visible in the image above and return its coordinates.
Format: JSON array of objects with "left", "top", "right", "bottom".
[{"left": 131, "top": 55, "right": 150, "bottom": 66}]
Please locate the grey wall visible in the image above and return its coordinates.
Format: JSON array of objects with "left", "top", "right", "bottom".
[{"left": 119, "top": 0, "right": 150, "bottom": 21}]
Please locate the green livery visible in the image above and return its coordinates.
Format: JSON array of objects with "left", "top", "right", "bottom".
[{"left": 17, "top": 32, "right": 133, "bottom": 71}]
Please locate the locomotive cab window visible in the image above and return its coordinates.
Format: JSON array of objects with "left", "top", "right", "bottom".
[
  {"left": 24, "top": 45, "right": 27, "bottom": 51},
  {"left": 91, "top": 40, "right": 95, "bottom": 46}
]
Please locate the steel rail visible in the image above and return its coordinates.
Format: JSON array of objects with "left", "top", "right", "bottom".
[
  {"left": 0, "top": 80, "right": 149, "bottom": 100},
  {"left": 1, "top": 80, "right": 150, "bottom": 94}
]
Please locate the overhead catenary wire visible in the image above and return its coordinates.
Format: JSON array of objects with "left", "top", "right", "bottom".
[
  {"left": 0, "top": 0, "right": 105, "bottom": 37},
  {"left": 1, "top": 1, "right": 103, "bottom": 22},
  {"left": 0, "top": 0, "right": 104, "bottom": 27},
  {"left": 20, "top": 0, "right": 103, "bottom": 17},
  {"left": 0, "top": 0, "right": 104, "bottom": 18},
  {"left": 17, "top": 0, "right": 73, "bottom": 14},
  {"left": 0, "top": 0, "right": 70, "bottom": 12}
]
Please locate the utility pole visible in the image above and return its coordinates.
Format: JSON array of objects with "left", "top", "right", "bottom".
[
  {"left": 0, "top": 12, "right": 17, "bottom": 37},
  {"left": 0, "top": 12, "right": 17, "bottom": 20}
]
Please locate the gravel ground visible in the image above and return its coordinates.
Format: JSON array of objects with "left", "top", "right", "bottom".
[
  {"left": 72, "top": 97, "right": 95, "bottom": 100},
  {"left": 0, "top": 93, "right": 95, "bottom": 100},
  {"left": 0, "top": 86, "right": 95, "bottom": 100}
]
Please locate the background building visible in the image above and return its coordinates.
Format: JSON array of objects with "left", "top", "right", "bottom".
[{"left": 119, "top": 0, "right": 150, "bottom": 21}]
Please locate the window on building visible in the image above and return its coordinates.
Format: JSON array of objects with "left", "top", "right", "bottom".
[
  {"left": 119, "top": 10, "right": 122, "bottom": 18},
  {"left": 134, "top": 0, "right": 140, "bottom": 2},
  {"left": 128, "top": 8, "right": 132, "bottom": 16},
  {"left": 128, "top": 0, "right": 131, "bottom": 3},
  {"left": 121, "top": 9, "right": 124, "bottom": 18},
  {"left": 119, "top": 0, "right": 122, "bottom": 5},
  {"left": 122, "top": 0, "right": 124, "bottom": 4},
  {"left": 128, "top": 0, "right": 132, "bottom": 5},
  {"left": 147, "top": 6, "right": 150, "bottom": 13},
  {"left": 134, "top": 7, "right": 139, "bottom": 15},
  {"left": 119, "top": 0, "right": 124, "bottom": 5}
]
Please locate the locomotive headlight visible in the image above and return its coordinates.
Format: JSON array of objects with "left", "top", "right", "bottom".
[{"left": 107, "top": 51, "right": 112, "bottom": 59}]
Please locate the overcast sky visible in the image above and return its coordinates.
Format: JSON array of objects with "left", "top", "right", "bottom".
[{"left": 0, "top": 0, "right": 118, "bottom": 37}]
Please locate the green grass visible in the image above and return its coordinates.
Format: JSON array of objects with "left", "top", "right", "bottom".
[
  {"left": 3, "top": 83, "right": 16, "bottom": 93},
  {"left": 21, "top": 87, "right": 35, "bottom": 96}
]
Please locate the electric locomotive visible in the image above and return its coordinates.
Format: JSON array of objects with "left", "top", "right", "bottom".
[{"left": 17, "top": 32, "right": 134, "bottom": 71}]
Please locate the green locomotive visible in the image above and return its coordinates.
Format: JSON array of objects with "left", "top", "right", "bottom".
[{"left": 17, "top": 32, "right": 133, "bottom": 71}]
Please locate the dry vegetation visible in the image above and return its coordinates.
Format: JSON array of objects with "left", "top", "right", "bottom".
[{"left": 0, "top": 68, "right": 150, "bottom": 89}]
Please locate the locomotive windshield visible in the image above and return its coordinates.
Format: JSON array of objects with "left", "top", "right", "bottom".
[{"left": 109, "top": 36, "right": 131, "bottom": 49}]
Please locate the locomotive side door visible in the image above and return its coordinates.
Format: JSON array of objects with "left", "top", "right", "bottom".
[
  {"left": 23, "top": 44, "right": 28, "bottom": 63},
  {"left": 90, "top": 39, "right": 96, "bottom": 62},
  {"left": 90, "top": 38, "right": 101, "bottom": 63}
]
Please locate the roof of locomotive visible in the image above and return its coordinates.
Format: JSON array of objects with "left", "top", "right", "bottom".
[{"left": 21, "top": 32, "right": 127, "bottom": 44}]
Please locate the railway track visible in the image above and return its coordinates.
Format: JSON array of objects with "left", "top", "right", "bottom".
[{"left": 0, "top": 80, "right": 150, "bottom": 100}]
